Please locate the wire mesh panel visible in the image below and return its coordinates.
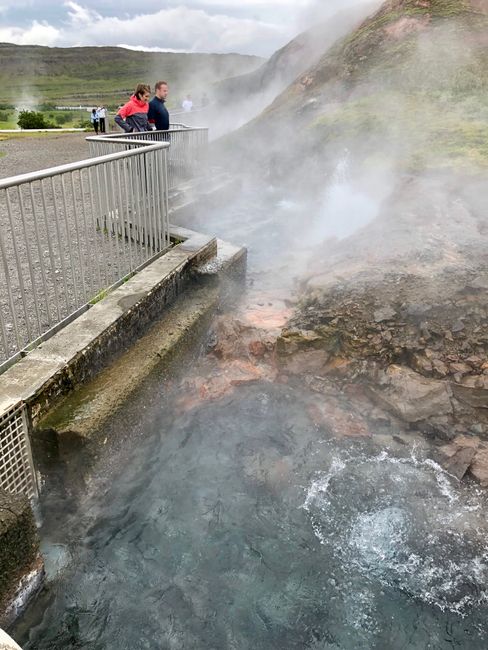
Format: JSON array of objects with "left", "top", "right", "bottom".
[{"left": 0, "top": 403, "right": 37, "bottom": 500}]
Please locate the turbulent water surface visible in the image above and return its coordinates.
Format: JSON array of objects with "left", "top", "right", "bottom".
[{"left": 12, "top": 178, "right": 488, "bottom": 649}]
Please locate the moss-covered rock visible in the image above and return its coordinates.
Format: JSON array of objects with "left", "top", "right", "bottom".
[{"left": 0, "top": 490, "right": 40, "bottom": 614}]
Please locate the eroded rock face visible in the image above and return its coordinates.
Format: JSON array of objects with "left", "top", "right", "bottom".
[{"left": 367, "top": 365, "right": 453, "bottom": 423}]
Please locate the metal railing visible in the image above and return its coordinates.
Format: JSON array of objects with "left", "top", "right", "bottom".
[
  {"left": 87, "top": 124, "right": 208, "bottom": 191},
  {"left": 0, "top": 402, "right": 37, "bottom": 500},
  {"left": 0, "top": 138, "right": 170, "bottom": 369}
]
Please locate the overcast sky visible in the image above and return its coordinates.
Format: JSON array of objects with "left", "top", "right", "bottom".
[{"left": 0, "top": 0, "right": 375, "bottom": 57}]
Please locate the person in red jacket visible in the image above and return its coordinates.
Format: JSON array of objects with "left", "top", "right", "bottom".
[{"left": 115, "top": 83, "right": 151, "bottom": 132}]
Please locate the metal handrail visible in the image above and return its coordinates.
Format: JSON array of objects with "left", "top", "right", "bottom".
[
  {"left": 0, "top": 134, "right": 172, "bottom": 370},
  {"left": 87, "top": 126, "right": 209, "bottom": 191},
  {"left": 0, "top": 140, "right": 169, "bottom": 190}
]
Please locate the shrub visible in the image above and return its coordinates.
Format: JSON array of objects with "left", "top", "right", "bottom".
[
  {"left": 54, "top": 113, "right": 70, "bottom": 125},
  {"left": 17, "top": 110, "right": 54, "bottom": 129}
]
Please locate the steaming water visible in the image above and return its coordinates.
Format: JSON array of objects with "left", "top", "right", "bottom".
[
  {"left": 12, "top": 168, "right": 488, "bottom": 648},
  {"left": 15, "top": 383, "right": 488, "bottom": 649}
]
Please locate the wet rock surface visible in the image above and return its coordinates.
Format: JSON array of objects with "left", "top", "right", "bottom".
[{"left": 271, "top": 172, "right": 488, "bottom": 487}]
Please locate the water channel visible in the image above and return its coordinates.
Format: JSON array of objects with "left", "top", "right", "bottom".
[{"left": 11, "top": 172, "right": 488, "bottom": 649}]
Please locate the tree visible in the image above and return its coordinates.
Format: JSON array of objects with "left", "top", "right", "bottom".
[{"left": 17, "top": 110, "right": 52, "bottom": 129}]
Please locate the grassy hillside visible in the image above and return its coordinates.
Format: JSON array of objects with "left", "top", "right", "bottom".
[
  {"left": 235, "top": 0, "right": 488, "bottom": 173},
  {"left": 0, "top": 43, "right": 263, "bottom": 108}
]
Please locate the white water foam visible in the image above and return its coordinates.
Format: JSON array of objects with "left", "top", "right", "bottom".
[{"left": 302, "top": 450, "right": 488, "bottom": 616}]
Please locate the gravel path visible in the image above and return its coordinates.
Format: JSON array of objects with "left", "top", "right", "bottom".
[{"left": 0, "top": 133, "right": 91, "bottom": 179}]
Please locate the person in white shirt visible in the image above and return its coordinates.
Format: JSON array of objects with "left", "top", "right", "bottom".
[
  {"left": 182, "top": 95, "right": 193, "bottom": 112},
  {"left": 98, "top": 106, "right": 107, "bottom": 133}
]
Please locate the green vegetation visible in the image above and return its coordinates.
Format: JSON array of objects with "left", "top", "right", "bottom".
[
  {"left": 0, "top": 44, "right": 263, "bottom": 107},
  {"left": 17, "top": 110, "right": 58, "bottom": 129},
  {"left": 299, "top": 0, "right": 488, "bottom": 171},
  {"left": 312, "top": 90, "right": 488, "bottom": 171}
]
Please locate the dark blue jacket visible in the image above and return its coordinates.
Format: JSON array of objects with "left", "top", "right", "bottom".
[{"left": 148, "top": 96, "right": 169, "bottom": 131}]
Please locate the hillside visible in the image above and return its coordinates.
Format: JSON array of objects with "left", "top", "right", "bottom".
[
  {"left": 231, "top": 0, "right": 488, "bottom": 173},
  {"left": 214, "top": 3, "right": 379, "bottom": 105},
  {"left": 217, "top": 0, "right": 488, "bottom": 449},
  {"left": 206, "top": 3, "right": 379, "bottom": 138},
  {"left": 0, "top": 44, "right": 263, "bottom": 107}
]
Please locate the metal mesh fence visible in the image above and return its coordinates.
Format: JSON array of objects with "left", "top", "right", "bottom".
[{"left": 0, "top": 403, "right": 37, "bottom": 500}]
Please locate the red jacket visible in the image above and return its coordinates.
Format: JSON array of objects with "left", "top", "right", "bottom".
[{"left": 115, "top": 95, "right": 149, "bottom": 132}]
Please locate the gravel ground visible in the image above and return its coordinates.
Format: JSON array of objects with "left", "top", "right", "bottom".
[
  {"left": 0, "top": 132, "right": 158, "bottom": 365},
  {"left": 0, "top": 132, "right": 91, "bottom": 178}
]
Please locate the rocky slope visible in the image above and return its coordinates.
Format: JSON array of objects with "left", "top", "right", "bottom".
[
  {"left": 226, "top": 0, "right": 488, "bottom": 174},
  {"left": 214, "top": 3, "right": 378, "bottom": 106},
  {"left": 222, "top": 0, "right": 488, "bottom": 485}
]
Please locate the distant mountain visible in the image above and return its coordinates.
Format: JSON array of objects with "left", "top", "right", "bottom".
[
  {"left": 227, "top": 0, "right": 488, "bottom": 174},
  {"left": 0, "top": 43, "right": 263, "bottom": 107}
]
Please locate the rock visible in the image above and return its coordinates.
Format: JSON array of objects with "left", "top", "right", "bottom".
[
  {"left": 411, "top": 353, "right": 433, "bottom": 375},
  {"left": 467, "top": 276, "right": 488, "bottom": 290},
  {"left": 451, "top": 320, "right": 465, "bottom": 333},
  {"left": 440, "top": 446, "right": 477, "bottom": 480},
  {"left": 451, "top": 376, "right": 488, "bottom": 409},
  {"left": 452, "top": 433, "right": 481, "bottom": 450},
  {"left": 368, "top": 408, "right": 392, "bottom": 425},
  {"left": 418, "top": 416, "right": 455, "bottom": 441},
  {"left": 466, "top": 356, "right": 483, "bottom": 368},
  {"left": 248, "top": 340, "right": 267, "bottom": 358},
  {"left": 470, "top": 448, "right": 488, "bottom": 487},
  {"left": 211, "top": 317, "right": 248, "bottom": 360},
  {"left": 439, "top": 434, "right": 482, "bottom": 480},
  {"left": 405, "top": 303, "right": 431, "bottom": 316},
  {"left": 282, "top": 349, "right": 329, "bottom": 375},
  {"left": 367, "top": 365, "right": 453, "bottom": 423},
  {"left": 431, "top": 358, "right": 449, "bottom": 378},
  {"left": 392, "top": 435, "right": 408, "bottom": 445},
  {"left": 373, "top": 306, "right": 396, "bottom": 323},
  {"left": 449, "top": 362, "right": 471, "bottom": 376}
]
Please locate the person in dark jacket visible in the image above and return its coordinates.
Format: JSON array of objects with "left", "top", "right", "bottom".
[
  {"left": 148, "top": 81, "right": 170, "bottom": 131},
  {"left": 115, "top": 84, "right": 151, "bottom": 132}
]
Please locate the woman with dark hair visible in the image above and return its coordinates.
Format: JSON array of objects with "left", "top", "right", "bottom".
[
  {"left": 90, "top": 107, "right": 99, "bottom": 134},
  {"left": 115, "top": 83, "right": 151, "bottom": 133}
]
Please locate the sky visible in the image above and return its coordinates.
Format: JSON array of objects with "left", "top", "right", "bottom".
[{"left": 0, "top": 0, "right": 375, "bottom": 57}]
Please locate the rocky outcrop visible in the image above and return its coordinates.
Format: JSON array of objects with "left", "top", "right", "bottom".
[{"left": 0, "top": 490, "right": 43, "bottom": 627}]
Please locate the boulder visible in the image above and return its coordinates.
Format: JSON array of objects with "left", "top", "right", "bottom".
[
  {"left": 451, "top": 376, "right": 488, "bottom": 409},
  {"left": 440, "top": 446, "right": 477, "bottom": 480},
  {"left": 470, "top": 448, "right": 488, "bottom": 487},
  {"left": 367, "top": 365, "right": 453, "bottom": 423}
]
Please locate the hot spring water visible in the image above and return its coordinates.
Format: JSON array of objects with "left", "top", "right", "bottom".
[{"left": 12, "top": 169, "right": 488, "bottom": 648}]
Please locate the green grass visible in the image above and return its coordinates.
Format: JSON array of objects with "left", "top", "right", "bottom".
[
  {"left": 0, "top": 44, "right": 263, "bottom": 107},
  {"left": 311, "top": 89, "right": 488, "bottom": 170}
]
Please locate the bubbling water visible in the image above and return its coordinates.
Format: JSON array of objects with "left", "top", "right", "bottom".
[{"left": 303, "top": 450, "right": 488, "bottom": 616}]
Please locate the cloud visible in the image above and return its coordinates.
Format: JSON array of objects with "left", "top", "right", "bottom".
[
  {"left": 0, "top": 1, "right": 296, "bottom": 56},
  {"left": 0, "top": 0, "right": 381, "bottom": 55},
  {"left": 0, "top": 20, "right": 60, "bottom": 46}
]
